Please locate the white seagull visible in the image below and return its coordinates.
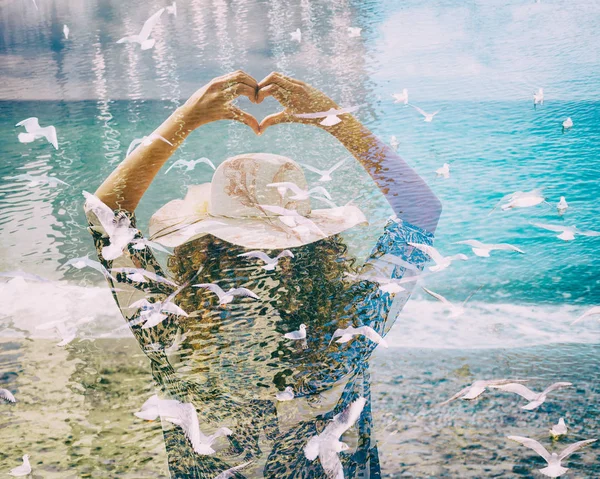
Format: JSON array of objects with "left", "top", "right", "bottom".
[
  {"left": 64, "top": 255, "right": 115, "bottom": 280},
  {"left": 63, "top": 24, "right": 70, "bottom": 39},
  {"left": 290, "top": 28, "right": 301, "bottom": 43},
  {"left": 166, "top": 2, "right": 176, "bottom": 16},
  {"left": 83, "top": 192, "right": 139, "bottom": 260},
  {"left": 550, "top": 418, "right": 568, "bottom": 439},
  {"left": 9, "top": 455, "right": 31, "bottom": 477},
  {"left": 435, "top": 163, "right": 450, "bottom": 179},
  {"left": 0, "top": 389, "right": 16, "bottom": 403},
  {"left": 556, "top": 197, "right": 568, "bottom": 215},
  {"left": 129, "top": 282, "right": 190, "bottom": 329},
  {"left": 532, "top": 223, "right": 600, "bottom": 241},
  {"left": 165, "top": 158, "right": 216, "bottom": 174},
  {"left": 304, "top": 397, "right": 366, "bottom": 478},
  {"left": 492, "top": 188, "right": 546, "bottom": 213},
  {"left": 491, "top": 382, "right": 573, "bottom": 410},
  {"left": 116, "top": 8, "right": 165, "bottom": 50},
  {"left": 330, "top": 325, "right": 388, "bottom": 348},
  {"left": 533, "top": 88, "right": 544, "bottom": 107},
  {"left": 439, "top": 379, "right": 529, "bottom": 405},
  {"left": 347, "top": 27, "right": 362, "bottom": 37},
  {"left": 392, "top": 89, "right": 408, "bottom": 105},
  {"left": 275, "top": 386, "right": 295, "bottom": 402},
  {"left": 126, "top": 133, "right": 173, "bottom": 157},
  {"left": 266, "top": 182, "right": 332, "bottom": 201},
  {"left": 299, "top": 159, "right": 346, "bottom": 182},
  {"left": 507, "top": 436, "right": 596, "bottom": 478},
  {"left": 408, "top": 242, "right": 468, "bottom": 272},
  {"left": 390, "top": 135, "right": 399, "bottom": 151},
  {"left": 454, "top": 239, "right": 524, "bottom": 257},
  {"left": 284, "top": 324, "right": 308, "bottom": 349},
  {"left": 135, "top": 396, "right": 232, "bottom": 455},
  {"left": 15, "top": 117, "right": 58, "bottom": 149},
  {"left": 130, "top": 237, "right": 171, "bottom": 254},
  {"left": 295, "top": 105, "right": 360, "bottom": 127},
  {"left": 259, "top": 205, "right": 327, "bottom": 241},
  {"left": 571, "top": 306, "right": 600, "bottom": 325},
  {"left": 422, "top": 286, "right": 481, "bottom": 318},
  {"left": 562, "top": 117, "right": 573, "bottom": 131},
  {"left": 110, "top": 267, "right": 178, "bottom": 286},
  {"left": 238, "top": 250, "right": 294, "bottom": 271},
  {"left": 410, "top": 104, "right": 441, "bottom": 122},
  {"left": 193, "top": 283, "right": 259, "bottom": 306},
  {"left": 8, "top": 173, "right": 69, "bottom": 187}
]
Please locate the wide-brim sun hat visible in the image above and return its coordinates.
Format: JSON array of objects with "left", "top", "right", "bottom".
[{"left": 149, "top": 153, "right": 368, "bottom": 250}]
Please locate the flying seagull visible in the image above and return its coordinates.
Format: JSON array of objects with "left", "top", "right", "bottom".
[
  {"left": 126, "top": 133, "right": 173, "bottom": 157},
  {"left": 110, "top": 267, "right": 178, "bottom": 286},
  {"left": 491, "top": 382, "right": 573, "bottom": 410},
  {"left": 238, "top": 250, "right": 294, "bottom": 271},
  {"left": 409, "top": 104, "right": 441, "bottom": 122},
  {"left": 408, "top": 242, "right": 468, "bottom": 272},
  {"left": 392, "top": 89, "right": 408, "bottom": 105},
  {"left": 454, "top": 239, "right": 524, "bottom": 257},
  {"left": 304, "top": 397, "right": 366, "bottom": 479},
  {"left": 128, "top": 282, "right": 190, "bottom": 329},
  {"left": 422, "top": 286, "right": 482, "bottom": 318},
  {"left": 330, "top": 325, "right": 388, "bottom": 348},
  {"left": 15, "top": 117, "right": 58, "bottom": 149},
  {"left": 193, "top": 283, "right": 259, "bottom": 306},
  {"left": 116, "top": 8, "right": 165, "bottom": 50},
  {"left": 290, "top": 28, "right": 301, "bottom": 43},
  {"left": 439, "top": 379, "right": 528, "bottom": 405},
  {"left": 532, "top": 223, "right": 600, "bottom": 241},
  {"left": 165, "top": 158, "right": 216, "bottom": 174},
  {"left": 507, "top": 436, "right": 595, "bottom": 478},
  {"left": 295, "top": 106, "right": 360, "bottom": 127},
  {"left": 267, "top": 182, "right": 332, "bottom": 201},
  {"left": 299, "top": 159, "right": 346, "bottom": 182}
]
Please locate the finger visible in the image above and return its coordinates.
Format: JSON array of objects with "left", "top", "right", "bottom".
[
  {"left": 226, "top": 105, "right": 260, "bottom": 135},
  {"left": 258, "top": 111, "right": 294, "bottom": 133},
  {"left": 223, "top": 83, "right": 258, "bottom": 103},
  {"left": 257, "top": 71, "right": 297, "bottom": 91},
  {"left": 220, "top": 70, "right": 258, "bottom": 89},
  {"left": 256, "top": 83, "right": 290, "bottom": 104}
]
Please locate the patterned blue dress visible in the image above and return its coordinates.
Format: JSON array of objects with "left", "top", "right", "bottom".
[{"left": 86, "top": 207, "right": 433, "bottom": 479}]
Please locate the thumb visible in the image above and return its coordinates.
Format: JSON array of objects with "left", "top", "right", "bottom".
[{"left": 258, "top": 111, "right": 293, "bottom": 134}]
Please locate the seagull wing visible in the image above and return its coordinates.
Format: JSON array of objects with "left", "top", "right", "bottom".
[
  {"left": 492, "top": 383, "right": 538, "bottom": 400},
  {"left": 139, "top": 8, "right": 165, "bottom": 40},
  {"left": 149, "top": 133, "right": 174, "bottom": 147},
  {"left": 126, "top": 138, "right": 144, "bottom": 157},
  {"left": 354, "top": 326, "right": 385, "bottom": 345},
  {"left": 573, "top": 306, "right": 600, "bottom": 324},
  {"left": 312, "top": 196, "right": 337, "bottom": 208},
  {"left": 196, "top": 157, "right": 216, "bottom": 170},
  {"left": 324, "top": 396, "right": 366, "bottom": 439},
  {"left": 161, "top": 301, "right": 188, "bottom": 317},
  {"left": 238, "top": 251, "right": 273, "bottom": 263},
  {"left": 193, "top": 283, "right": 225, "bottom": 298},
  {"left": 165, "top": 160, "right": 184, "bottom": 174},
  {"left": 129, "top": 298, "right": 153, "bottom": 310},
  {"left": 575, "top": 228, "right": 600, "bottom": 237},
  {"left": 15, "top": 117, "right": 40, "bottom": 131},
  {"left": 308, "top": 186, "right": 332, "bottom": 200},
  {"left": 422, "top": 287, "right": 451, "bottom": 306},
  {"left": 409, "top": 104, "right": 427, "bottom": 117},
  {"left": 267, "top": 182, "right": 304, "bottom": 196},
  {"left": 0, "top": 388, "right": 16, "bottom": 403},
  {"left": 558, "top": 439, "right": 597, "bottom": 461},
  {"left": 408, "top": 242, "right": 444, "bottom": 263},
  {"left": 532, "top": 223, "right": 568, "bottom": 233},
  {"left": 334, "top": 105, "right": 361, "bottom": 115},
  {"left": 295, "top": 110, "right": 332, "bottom": 119},
  {"left": 299, "top": 163, "right": 326, "bottom": 176},
  {"left": 491, "top": 243, "right": 525, "bottom": 253},
  {"left": 42, "top": 126, "right": 58, "bottom": 149},
  {"left": 507, "top": 436, "right": 552, "bottom": 463},
  {"left": 304, "top": 435, "right": 321, "bottom": 461},
  {"left": 83, "top": 191, "right": 120, "bottom": 236},
  {"left": 438, "top": 385, "right": 472, "bottom": 406},
  {"left": 455, "top": 240, "right": 485, "bottom": 248},
  {"left": 229, "top": 288, "right": 260, "bottom": 299},
  {"left": 318, "top": 447, "right": 344, "bottom": 479},
  {"left": 163, "top": 402, "right": 206, "bottom": 453},
  {"left": 542, "top": 382, "right": 572, "bottom": 395},
  {"left": 327, "top": 158, "right": 347, "bottom": 174},
  {"left": 276, "top": 250, "right": 295, "bottom": 259}
]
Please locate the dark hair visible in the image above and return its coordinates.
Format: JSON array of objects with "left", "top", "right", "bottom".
[{"left": 166, "top": 234, "right": 378, "bottom": 395}]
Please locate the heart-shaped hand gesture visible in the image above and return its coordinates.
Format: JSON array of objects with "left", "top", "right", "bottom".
[{"left": 179, "top": 71, "right": 345, "bottom": 135}]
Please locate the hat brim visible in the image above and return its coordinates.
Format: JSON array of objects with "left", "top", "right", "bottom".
[{"left": 149, "top": 188, "right": 368, "bottom": 250}]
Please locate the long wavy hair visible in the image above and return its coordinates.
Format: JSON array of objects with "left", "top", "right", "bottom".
[{"left": 166, "top": 233, "right": 378, "bottom": 394}]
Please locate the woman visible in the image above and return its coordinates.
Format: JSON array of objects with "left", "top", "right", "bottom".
[{"left": 86, "top": 71, "right": 441, "bottom": 478}]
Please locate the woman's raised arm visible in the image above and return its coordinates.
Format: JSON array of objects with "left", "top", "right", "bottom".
[
  {"left": 95, "top": 71, "right": 260, "bottom": 212},
  {"left": 257, "top": 72, "right": 442, "bottom": 233}
]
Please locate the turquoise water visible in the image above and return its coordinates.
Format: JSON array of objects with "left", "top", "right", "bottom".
[{"left": 1, "top": 0, "right": 599, "bottom": 477}]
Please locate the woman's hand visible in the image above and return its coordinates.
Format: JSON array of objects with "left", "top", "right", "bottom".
[
  {"left": 180, "top": 70, "right": 260, "bottom": 134},
  {"left": 256, "top": 72, "right": 342, "bottom": 132}
]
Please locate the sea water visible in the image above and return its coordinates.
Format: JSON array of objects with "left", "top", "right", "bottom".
[{"left": 1, "top": 0, "right": 599, "bottom": 477}]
